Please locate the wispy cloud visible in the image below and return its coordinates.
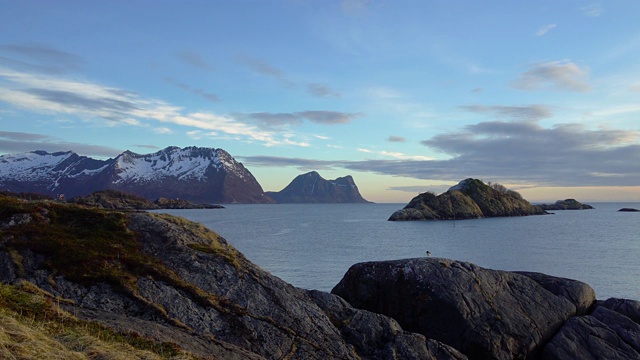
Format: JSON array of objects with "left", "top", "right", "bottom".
[
  {"left": 415, "top": 120, "right": 639, "bottom": 185},
  {"left": 387, "top": 184, "right": 453, "bottom": 195},
  {"left": 341, "top": 0, "right": 370, "bottom": 15},
  {"left": 581, "top": 3, "right": 603, "bottom": 17},
  {"left": 153, "top": 127, "right": 173, "bottom": 134},
  {"left": 379, "top": 151, "right": 433, "bottom": 161},
  {"left": 0, "top": 43, "right": 85, "bottom": 74},
  {"left": 511, "top": 60, "right": 592, "bottom": 92},
  {"left": 387, "top": 135, "right": 406, "bottom": 143},
  {"left": 241, "top": 119, "right": 640, "bottom": 187},
  {"left": 176, "top": 50, "right": 214, "bottom": 71},
  {"left": 164, "top": 77, "right": 219, "bottom": 102},
  {"left": 460, "top": 104, "right": 553, "bottom": 122},
  {"left": 357, "top": 147, "right": 432, "bottom": 160},
  {"left": 239, "top": 111, "right": 361, "bottom": 130},
  {"left": 132, "top": 144, "right": 160, "bottom": 150},
  {"left": 536, "top": 24, "right": 557, "bottom": 36},
  {"left": 236, "top": 53, "right": 340, "bottom": 98},
  {"left": 0, "top": 69, "right": 313, "bottom": 147},
  {"left": 0, "top": 130, "right": 121, "bottom": 157},
  {"left": 236, "top": 54, "right": 294, "bottom": 87},
  {"left": 239, "top": 155, "right": 336, "bottom": 171},
  {"left": 307, "top": 83, "right": 340, "bottom": 98}
]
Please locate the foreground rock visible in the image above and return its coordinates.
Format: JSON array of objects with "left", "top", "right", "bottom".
[
  {"left": 538, "top": 199, "right": 594, "bottom": 210},
  {"left": 332, "top": 258, "right": 640, "bottom": 360},
  {"left": 69, "top": 189, "right": 223, "bottom": 209},
  {"left": 543, "top": 300, "right": 640, "bottom": 359},
  {"left": 389, "top": 178, "right": 547, "bottom": 221},
  {"left": 332, "top": 258, "right": 588, "bottom": 359},
  {"left": 0, "top": 195, "right": 450, "bottom": 359}
]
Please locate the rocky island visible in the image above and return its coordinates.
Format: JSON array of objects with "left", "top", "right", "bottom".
[
  {"left": 266, "top": 171, "right": 371, "bottom": 203},
  {"left": 1, "top": 194, "right": 639, "bottom": 359},
  {"left": 389, "top": 178, "right": 547, "bottom": 221},
  {"left": 538, "top": 198, "right": 594, "bottom": 210}
]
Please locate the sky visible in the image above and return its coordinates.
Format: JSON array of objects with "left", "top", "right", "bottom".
[{"left": 1, "top": 0, "right": 640, "bottom": 203}]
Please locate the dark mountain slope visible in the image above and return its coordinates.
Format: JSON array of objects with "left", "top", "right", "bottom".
[{"left": 266, "top": 171, "right": 370, "bottom": 203}]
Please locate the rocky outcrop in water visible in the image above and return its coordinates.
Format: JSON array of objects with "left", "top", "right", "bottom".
[
  {"left": 389, "top": 178, "right": 547, "bottom": 221},
  {"left": 538, "top": 199, "right": 594, "bottom": 210},
  {"left": 69, "top": 189, "right": 223, "bottom": 209},
  {"left": 619, "top": 208, "right": 640, "bottom": 212},
  {"left": 332, "top": 258, "right": 640, "bottom": 360},
  {"left": 266, "top": 171, "right": 371, "bottom": 203}
]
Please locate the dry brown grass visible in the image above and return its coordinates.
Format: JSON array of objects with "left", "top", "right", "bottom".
[{"left": 0, "top": 283, "right": 198, "bottom": 360}]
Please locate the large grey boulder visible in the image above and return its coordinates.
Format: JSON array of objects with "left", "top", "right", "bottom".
[
  {"left": 600, "top": 298, "right": 640, "bottom": 324},
  {"left": 541, "top": 315, "right": 640, "bottom": 359},
  {"left": 515, "top": 271, "right": 596, "bottom": 315},
  {"left": 332, "top": 258, "right": 585, "bottom": 360},
  {"left": 307, "top": 289, "right": 467, "bottom": 360},
  {"left": 542, "top": 300, "right": 640, "bottom": 359},
  {"left": 592, "top": 306, "right": 640, "bottom": 352}
]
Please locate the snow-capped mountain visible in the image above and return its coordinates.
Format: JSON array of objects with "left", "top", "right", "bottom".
[{"left": 0, "top": 146, "right": 272, "bottom": 203}]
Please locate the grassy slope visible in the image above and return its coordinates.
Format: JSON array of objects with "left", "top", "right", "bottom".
[
  {"left": 0, "top": 195, "right": 226, "bottom": 359},
  {"left": 0, "top": 282, "right": 196, "bottom": 359}
]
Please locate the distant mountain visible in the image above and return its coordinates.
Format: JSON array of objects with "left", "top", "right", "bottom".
[
  {"left": 266, "top": 171, "right": 371, "bottom": 203},
  {"left": 0, "top": 146, "right": 272, "bottom": 203},
  {"left": 389, "top": 178, "right": 547, "bottom": 221}
]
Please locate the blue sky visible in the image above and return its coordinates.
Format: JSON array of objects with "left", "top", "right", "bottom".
[{"left": 1, "top": 1, "right": 640, "bottom": 202}]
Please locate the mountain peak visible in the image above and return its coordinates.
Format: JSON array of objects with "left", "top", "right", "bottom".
[{"left": 266, "top": 171, "right": 370, "bottom": 203}]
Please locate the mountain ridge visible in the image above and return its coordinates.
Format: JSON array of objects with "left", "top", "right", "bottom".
[{"left": 0, "top": 146, "right": 271, "bottom": 204}]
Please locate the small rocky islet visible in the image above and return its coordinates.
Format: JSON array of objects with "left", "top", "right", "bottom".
[
  {"left": 68, "top": 189, "right": 224, "bottom": 209},
  {"left": 389, "top": 178, "right": 548, "bottom": 221},
  {"left": 538, "top": 198, "right": 594, "bottom": 210},
  {"left": 1, "top": 193, "right": 640, "bottom": 359}
]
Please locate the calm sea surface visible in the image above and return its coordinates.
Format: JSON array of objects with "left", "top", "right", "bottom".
[{"left": 157, "top": 202, "right": 640, "bottom": 300}]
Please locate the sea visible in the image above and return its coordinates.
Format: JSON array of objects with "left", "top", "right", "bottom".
[{"left": 156, "top": 202, "right": 640, "bottom": 301}]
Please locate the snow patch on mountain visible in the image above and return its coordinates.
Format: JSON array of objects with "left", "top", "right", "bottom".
[
  {"left": 0, "top": 151, "right": 74, "bottom": 181},
  {"left": 111, "top": 146, "right": 243, "bottom": 184},
  {"left": 0, "top": 146, "right": 265, "bottom": 203}
]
